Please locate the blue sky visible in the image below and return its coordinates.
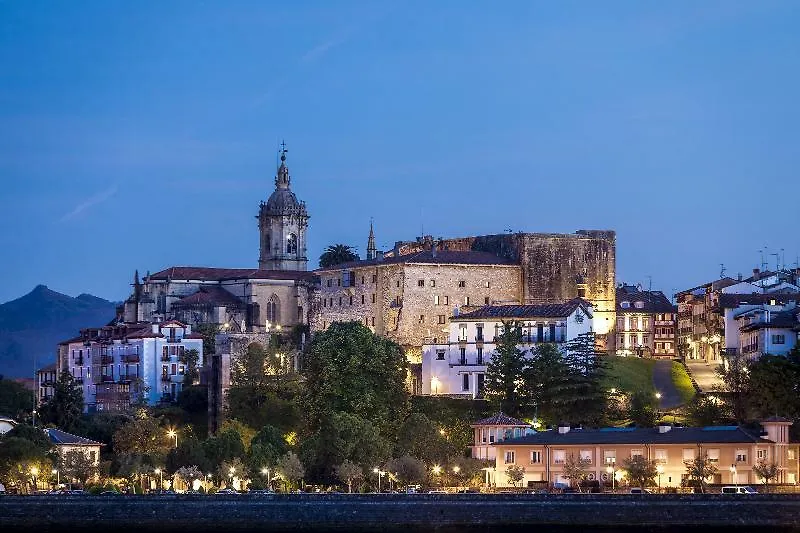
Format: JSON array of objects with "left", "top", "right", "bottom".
[{"left": 1, "top": 1, "right": 798, "bottom": 303}]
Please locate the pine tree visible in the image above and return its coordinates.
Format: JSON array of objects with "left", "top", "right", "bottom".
[
  {"left": 561, "top": 332, "right": 607, "bottom": 425},
  {"left": 39, "top": 370, "right": 84, "bottom": 431},
  {"left": 484, "top": 321, "right": 528, "bottom": 417}
]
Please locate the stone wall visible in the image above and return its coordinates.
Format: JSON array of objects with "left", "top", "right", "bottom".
[{"left": 3, "top": 494, "right": 800, "bottom": 532}]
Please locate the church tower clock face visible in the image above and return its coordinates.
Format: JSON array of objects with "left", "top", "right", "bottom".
[{"left": 257, "top": 143, "right": 309, "bottom": 272}]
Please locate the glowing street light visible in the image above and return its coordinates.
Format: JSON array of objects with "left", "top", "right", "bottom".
[
  {"left": 229, "top": 467, "right": 236, "bottom": 489},
  {"left": 30, "top": 466, "right": 39, "bottom": 492},
  {"left": 432, "top": 465, "right": 442, "bottom": 475},
  {"left": 452, "top": 466, "right": 460, "bottom": 474},
  {"left": 730, "top": 464, "right": 737, "bottom": 487},
  {"left": 155, "top": 468, "right": 163, "bottom": 490},
  {"left": 656, "top": 464, "right": 664, "bottom": 489},
  {"left": 261, "top": 467, "right": 272, "bottom": 490},
  {"left": 605, "top": 462, "right": 616, "bottom": 492},
  {"left": 373, "top": 468, "right": 386, "bottom": 492},
  {"left": 167, "top": 429, "right": 178, "bottom": 448},
  {"left": 655, "top": 392, "right": 662, "bottom": 400},
  {"left": 52, "top": 468, "right": 59, "bottom": 488}
]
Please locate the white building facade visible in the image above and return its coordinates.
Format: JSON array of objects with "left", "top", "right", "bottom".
[
  {"left": 58, "top": 321, "right": 203, "bottom": 412},
  {"left": 421, "top": 299, "right": 594, "bottom": 398}
]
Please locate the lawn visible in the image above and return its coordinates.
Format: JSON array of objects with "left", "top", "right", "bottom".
[
  {"left": 670, "top": 361, "right": 697, "bottom": 405},
  {"left": 602, "top": 356, "right": 656, "bottom": 396}
]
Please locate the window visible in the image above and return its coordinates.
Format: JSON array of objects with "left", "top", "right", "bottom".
[
  {"left": 634, "top": 301, "right": 644, "bottom": 309},
  {"left": 436, "top": 350, "right": 445, "bottom": 361},
  {"left": 643, "top": 335, "right": 650, "bottom": 345},
  {"left": 665, "top": 342, "right": 671, "bottom": 350},
  {"left": 339, "top": 297, "right": 343, "bottom": 306},
  {"left": 530, "top": 451, "right": 542, "bottom": 464},
  {"left": 329, "top": 298, "right": 333, "bottom": 307},
  {"left": 683, "top": 448, "right": 695, "bottom": 461},
  {"left": 458, "top": 280, "right": 466, "bottom": 288},
  {"left": 438, "top": 315, "right": 446, "bottom": 324},
  {"left": 337, "top": 279, "right": 341, "bottom": 287},
  {"left": 772, "top": 334, "right": 786, "bottom": 344},
  {"left": 604, "top": 450, "right": 616, "bottom": 464},
  {"left": 396, "top": 280, "right": 400, "bottom": 288},
  {"left": 286, "top": 233, "right": 297, "bottom": 254},
  {"left": 361, "top": 276, "right": 365, "bottom": 285},
  {"left": 484, "top": 297, "right": 490, "bottom": 305},
  {"left": 788, "top": 449, "right": 796, "bottom": 461},
  {"left": 372, "top": 274, "right": 377, "bottom": 283},
  {"left": 631, "top": 449, "right": 644, "bottom": 459},
  {"left": 444, "top": 296, "right": 449, "bottom": 305},
  {"left": 580, "top": 450, "right": 592, "bottom": 463},
  {"left": 434, "top": 295, "right": 440, "bottom": 305},
  {"left": 630, "top": 317, "right": 638, "bottom": 330},
  {"left": 553, "top": 450, "right": 566, "bottom": 464},
  {"left": 371, "top": 317, "right": 375, "bottom": 326},
  {"left": 430, "top": 279, "right": 436, "bottom": 287},
  {"left": 372, "top": 293, "right": 376, "bottom": 303},
  {"left": 361, "top": 295, "right": 365, "bottom": 304},
  {"left": 460, "top": 347, "right": 466, "bottom": 364},
  {"left": 620, "top": 301, "right": 630, "bottom": 309},
  {"left": 642, "top": 317, "right": 650, "bottom": 329},
  {"left": 617, "top": 317, "right": 625, "bottom": 330},
  {"left": 505, "top": 451, "right": 515, "bottom": 464},
  {"left": 476, "top": 324, "right": 484, "bottom": 341},
  {"left": 349, "top": 296, "right": 353, "bottom": 305},
  {"left": 462, "top": 374, "right": 470, "bottom": 391},
  {"left": 707, "top": 449, "right": 720, "bottom": 463},
  {"left": 464, "top": 296, "right": 470, "bottom": 306},
  {"left": 477, "top": 347, "right": 483, "bottom": 364},
  {"left": 327, "top": 279, "right": 332, "bottom": 287},
  {"left": 418, "top": 315, "right": 425, "bottom": 324},
  {"left": 654, "top": 449, "right": 668, "bottom": 463},
  {"left": 485, "top": 281, "right": 490, "bottom": 288},
  {"left": 757, "top": 449, "right": 768, "bottom": 460},
  {"left": 418, "top": 279, "right": 425, "bottom": 287},
  {"left": 735, "top": 450, "right": 747, "bottom": 463},
  {"left": 459, "top": 324, "right": 468, "bottom": 341}
]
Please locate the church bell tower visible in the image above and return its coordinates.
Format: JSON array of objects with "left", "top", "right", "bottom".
[{"left": 257, "top": 142, "right": 309, "bottom": 271}]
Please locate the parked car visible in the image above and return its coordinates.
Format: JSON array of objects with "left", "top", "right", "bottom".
[
  {"left": 215, "top": 488, "right": 238, "bottom": 495},
  {"left": 427, "top": 490, "right": 448, "bottom": 494},
  {"left": 721, "top": 486, "right": 757, "bottom": 494},
  {"left": 629, "top": 488, "right": 652, "bottom": 494}
]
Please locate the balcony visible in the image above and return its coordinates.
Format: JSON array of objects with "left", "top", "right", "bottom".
[
  {"left": 161, "top": 374, "right": 172, "bottom": 382},
  {"left": 166, "top": 337, "right": 181, "bottom": 344},
  {"left": 161, "top": 354, "right": 171, "bottom": 362},
  {"left": 101, "top": 375, "right": 115, "bottom": 383},
  {"left": 74, "top": 357, "right": 84, "bottom": 366},
  {"left": 99, "top": 355, "right": 114, "bottom": 365},
  {"left": 123, "top": 354, "right": 140, "bottom": 363},
  {"left": 118, "top": 374, "right": 138, "bottom": 383}
]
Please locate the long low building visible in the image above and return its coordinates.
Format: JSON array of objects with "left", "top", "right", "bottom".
[{"left": 490, "top": 417, "right": 798, "bottom": 488}]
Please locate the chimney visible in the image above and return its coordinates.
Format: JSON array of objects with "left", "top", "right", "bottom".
[
  {"left": 557, "top": 423, "right": 570, "bottom": 434},
  {"left": 737, "top": 273, "right": 743, "bottom": 281},
  {"left": 658, "top": 423, "right": 672, "bottom": 434},
  {"left": 753, "top": 268, "right": 761, "bottom": 277},
  {"left": 431, "top": 241, "right": 437, "bottom": 258}
]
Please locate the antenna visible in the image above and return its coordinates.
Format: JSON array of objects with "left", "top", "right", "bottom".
[
  {"left": 771, "top": 253, "right": 780, "bottom": 273},
  {"left": 646, "top": 275, "right": 652, "bottom": 291},
  {"left": 719, "top": 263, "right": 726, "bottom": 278},
  {"left": 762, "top": 246, "right": 769, "bottom": 271}
]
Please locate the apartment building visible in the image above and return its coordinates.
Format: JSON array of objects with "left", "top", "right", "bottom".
[{"left": 614, "top": 284, "right": 676, "bottom": 357}]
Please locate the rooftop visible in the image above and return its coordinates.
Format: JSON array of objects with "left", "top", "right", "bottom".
[
  {"left": 45, "top": 428, "right": 104, "bottom": 446},
  {"left": 148, "top": 266, "right": 318, "bottom": 283},
  {"left": 497, "top": 425, "right": 772, "bottom": 446},
  {"left": 616, "top": 286, "right": 676, "bottom": 313},
  {"left": 454, "top": 298, "right": 592, "bottom": 320},
  {"left": 316, "top": 249, "right": 517, "bottom": 272},
  {"left": 472, "top": 413, "right": 531, "bottom": 427}
]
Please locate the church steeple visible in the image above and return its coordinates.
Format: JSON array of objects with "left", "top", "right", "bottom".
[
  {"left": 367, "top": 219, "right": 377, "bottom": 260},
  {"left": 275, "top": 141, "right": 290, "bottom": 190}
]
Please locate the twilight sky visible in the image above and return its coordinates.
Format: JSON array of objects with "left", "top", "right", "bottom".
[{"left": 1, "top": 1, "right": 798, "bottom": 304}]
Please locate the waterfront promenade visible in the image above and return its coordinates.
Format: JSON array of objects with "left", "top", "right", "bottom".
[{"left": 3, "top": 493, "right": 800, "bottom": 532}]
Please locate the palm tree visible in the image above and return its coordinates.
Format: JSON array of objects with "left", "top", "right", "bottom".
[{"left": 319, "top": 244, "right": 359, "bottom": 268}]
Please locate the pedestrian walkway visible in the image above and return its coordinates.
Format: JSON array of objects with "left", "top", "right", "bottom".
[
  {"left": 685, "top": 360, "right": 723, "bottom": 393},
  {"left": 652, "top": 360, "right": 683, "bottom": 409}
]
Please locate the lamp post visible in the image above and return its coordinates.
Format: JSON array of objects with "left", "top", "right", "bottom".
[
  {"left": 730, "top": 464, "right": 737, "bottom": 487},
  {"left": 30, "top": 466, "right": 39, "bottom": 493},
  {"left": 261, "top": 467, "right": 271, "bottom": 490},
  {"left": 606, "top": 462, "right": 616, "bottom": 492},
  {"left": 167, "top": 429, "right": 178, "bottom": 448},
  {"left": 52, "top": 468, "right": 59, "bottom": 490},
  {"left": 205, "top": 473, "right": 212, "bottom": 492},
  {"left": 229, "top": 467, "right": 236, "bottom": 490},
  {"left": 432, "top": 464, "right": 442, "bottom": 488},
  {"left": 373, "top": 468, "right": 385, "bottom": 493},
  {"left": 656, "top": 465, "right": 664, "bottom": 491},
  {"left": 155, "top": 468, "right": 163, "bottom": 491}
]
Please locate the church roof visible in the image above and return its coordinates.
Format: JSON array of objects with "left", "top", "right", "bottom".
[
  {"left": 172, "top": 286, "right": 244, "bottom": 308},
  {"left": 148, "top": 267, "right": 318, "bottom": 284}
]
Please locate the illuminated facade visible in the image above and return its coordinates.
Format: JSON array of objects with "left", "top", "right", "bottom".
[{"left": 613, "top": 284, "right": 676, "bottom": 357}]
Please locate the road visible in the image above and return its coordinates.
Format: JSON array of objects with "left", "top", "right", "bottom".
[
  {"left": 685, "top": 360, "right": 723, "bottom": 393},
  {"left": 652, "top": 360, "right": 683, "bottom": 409}
]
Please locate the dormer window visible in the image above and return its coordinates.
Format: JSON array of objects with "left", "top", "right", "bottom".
[
  {"left": 634, "top": 301, "right": 645, "bottom": 309},
  {"left": 620, "top": 301, "right": 631, "bottom": 309}
]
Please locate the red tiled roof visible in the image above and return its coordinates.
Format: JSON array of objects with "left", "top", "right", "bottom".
[
  {"left": 316, "top": 250, "right": 516, "bottom": 272},
  {"left": 148, "top": 266, "right": 318, "bottom": 283},
  {"left": 171, "top": 286, "right": 243, "bottom": 308},
  {"left": 455, "top": 298, "right": 592, "bottom": 320},
  {"left": 616, "top": 288, "right": 676, "bottom": 313}
]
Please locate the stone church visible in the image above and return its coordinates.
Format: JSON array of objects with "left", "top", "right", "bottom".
[{"left": 123, "top": 146, "right": 317, "bottom": 334}]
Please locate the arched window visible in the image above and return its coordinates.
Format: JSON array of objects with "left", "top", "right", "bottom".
[
  {"left": 286, "top": 233, "right": 298, "bottom": 254},
  {"left": 266, "top": 294, "right": 280, "bottom": 325}
]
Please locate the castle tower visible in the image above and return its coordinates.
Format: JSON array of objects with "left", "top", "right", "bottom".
[
  {"left": 257, "top": 143, "right": 309, "bottom": 271},
  {"left": 367, "top": 219, "right": 377, "bottom": 260}
]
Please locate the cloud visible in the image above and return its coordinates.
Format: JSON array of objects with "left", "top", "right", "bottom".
[
  {"left": 300, "top": 36, "right": 348, "bottom": 63},
  {"left": 60, "top": 185, "right": 118, "bottom": 222}
]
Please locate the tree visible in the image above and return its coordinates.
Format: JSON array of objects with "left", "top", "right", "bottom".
[
  {"left": 219, "top": 457, "right": 246, "bottom": 489},
  {"left": 752, "top": 460, "right": 779, "bottom": 485},
  {"left": 116, "top": 453, "right": 149, "bottom": 494},
  {"left": 385, "top": 455, "right": 426, "bottom": 488},
  {"left": 0, "top": 377, "right": 33, "bottom": 420},
  {"left": 166, "top": 436, "right": 210, "bottom": 473},
  {"left": 561, "top": 332, "right": 607, "bottom": 425},
  {"left": 686, "top": 395, "right": 729, "bottom": 426},
  {"left": 562, "top": 454, "right": 592, "bottom": 491},
  {"left": 302, "top": 321, "right": 408, "bottom": 437},
  {"left": 622, "top": 455, "right": 658, "bottom": 489},
  {"left": 0, "top": 424, "right": 53, "bottom": 493},
  {"left": 112, "top": 416, "right": 168, "bottom": 458},
  {"left": 39, "top": 370, "right": 84, "bottom": 432},
  {"left": 683, "top": 454, "right": 718, "bottom": 493},
  {"left": 394, "top": 413, "right": 452, "bottom": 465},
  {"left": 276, "top": 452, "right": 305, "bottom": 491},
  {"left": 334, "top": 460, "right": 363, "bottom": 493},
  {"left": 524, "top": 343, "right": 572, "bottom": 424},
  {"left": 175, "top": 465, "right": 203, "bottom": 490},
  {"left": 484, "top": 321, "right": 528, "bottom": 417},
  {"left": 716, "top": 352, "right": 750, "bottom": 422},
  {"left": 194, "top": 323, "right": 219, "bottom": 357},
  {"left": 628, "top": 391, "right": 658, "bottom": 427},
  {"left": 179, "top": 349, "right": 200, "bottom": 386},
  {"left": 505, "top": 464, "right": 525, "bottom": 488},
  {"left": 318, "top": 244, "right": 359, "bottom": 268},
  {"left": 746, "top": 355, "right": 800, "bottom": 420},
  {"left": 204, "top": 428, "right": 246, "bottom": 472},
  {"left": 60, "top": 449, "right": 97, "bottom": 486}
]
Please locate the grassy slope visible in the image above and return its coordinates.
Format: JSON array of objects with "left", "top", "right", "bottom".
[
  {"left": 670, "top": 361, "right": 697, "bottom": 405},
  {"left": 602, "top": 356, "right": 656, "bottom": 395}
]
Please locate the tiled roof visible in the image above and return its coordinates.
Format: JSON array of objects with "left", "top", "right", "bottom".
[
  {"left": 677, "top": 277, "right": 738, "bottom": 296},
  {"left": 473, "top": 413, "right": 530, "bottom": 427},
  {"left": 718, "top": 293, "right": 800, "bottom": 309},
  {"left": 37, "top": 363, "right": 58, "bottom": 373},
  {"left": 316, "top": 250, "right": 517, "bottom": 272},
  {"left": 45, "top": 428, "right": 104, "bottom": 446},
  {"left": 498, "top": 425, "right": 772, "bottom": 446},
  {"left": 763, "top": 416, "right": 792, "bottom": 423},
  {"left": 172, "top": 286, "right": 243, "bottom": 308},
  {"left": 454, "top": 299, "right": 592, "bottom": 320},
  {"left": 739, "top": 310, "right": 799, "bottom": 332},
  {"left": 616, "top": 288, "right": 676, "bottom": 313},
  {"left": 148, "top": 266, "right": 319, "bottom": 283}
]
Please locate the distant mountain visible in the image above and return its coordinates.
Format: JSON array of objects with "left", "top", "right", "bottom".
[{"left": 0, "top": 285, "right": 118, "bottom": 378}]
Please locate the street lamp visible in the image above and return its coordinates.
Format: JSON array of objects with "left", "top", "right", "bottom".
[
  {"left": 205, "top": 473, "right": 212, "bottom": 492},
  {"left": 155, "top": 468, "right": 163, "bottom": 491},
  {"left": 52, "top": 468, "right": 59, "bottom": 489},
  {"left": 261, "top": 467, "right": 271, "bottom": 490},
  {"left": 373, "top": 468, "right": 385, "bottom": 492},
  {"left": 656, "top": 464, "right": 664, "bottom": 490},
  {"left": 655, "top": 392, "right": 662, "bottom": 400},
  {"left": 606, "top": 462, "right": 616, "bottom": 492},
  {"left": 30, "top": 466, "right": 39, "bottom": 493},
  {"left": 730, "top": 464, "right": 737, "bottom": 487},
  {"left": 167, "top": 429, "right": 178, "bottom": 448},
  {"left": 229, "top": 467, "right": 236, "bottom": 490}
]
